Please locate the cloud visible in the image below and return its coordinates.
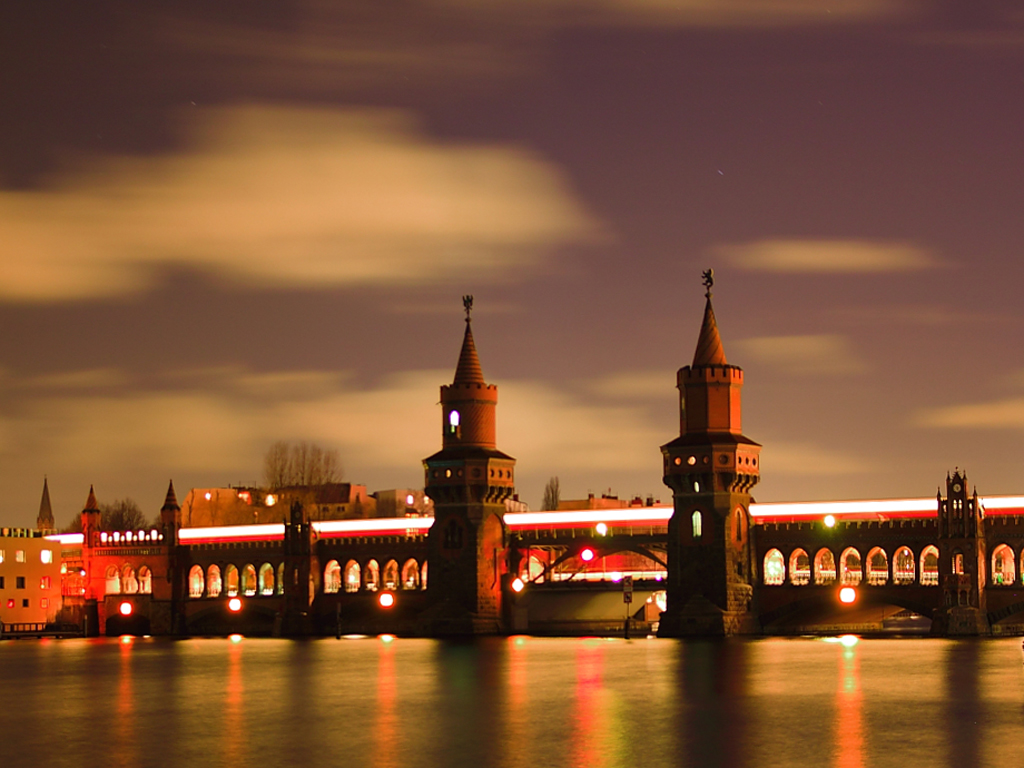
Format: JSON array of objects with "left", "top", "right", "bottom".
[
  {"left": 765, "top": 441, "right": 874, "bottom": 476},
  {"left": 735, "top": 334, "right": 865, "bottom": 375},
  {"left": 0, "top": 105, "right": 601, "bottom": 302},
  {"left": 588, "top": 370, "right": 674, "bottom": 400},
  {"left": 718, "top": 239, "right": 936, "bottom": 273},
  {"left": 917, "top": 398, "right": 1024, "bottom": 430}
]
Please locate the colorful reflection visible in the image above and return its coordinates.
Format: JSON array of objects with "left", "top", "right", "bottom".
[
  {"left": 374, "top": 639, "right": 397, "bottom": 768},
  {"left": 834, "top": 637, "right": 863, "bottom": 768},
  {"left": 570, "top": 641, "right": 611, "bottom": 768}
]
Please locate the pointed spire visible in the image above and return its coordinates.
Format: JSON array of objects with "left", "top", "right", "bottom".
[
  {"left": 37, "top": 476, "right": 54, "bottom": 529},
  {"left": 453, "top": 295, "right": 485, "bottom": 384},
  {"left": 84, "top": 484, "right": 98, "bottom": 511},
  {"left": 162, "top": 479, "right": 180, "bottom": 512},
  {"left": 692, "top": 296, "right": 728, "bottom": 366}
]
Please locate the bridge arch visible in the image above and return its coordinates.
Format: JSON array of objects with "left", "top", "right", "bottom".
[
  {"left": 188, "top": 565, "right": 204, "bottom": 598},
  {"left": 138, "top": 566, "right": 152, "bottom": 594},
  {"left": 401, "top": 558, "right": 420, "bottom": 590},
  {"left": 343, "top": 560, "right": 361, "bottom": 592},
  {"left": 839, "top": 547, "right": 862, "bottom": 585},
  {"left": 242, "top": 564, "right": 257, "bottom": 596},
  {"left": 122, "top": 565, "right": 139, "bottom": 594},
  {"left": 276, "top": 562, "right": 285, "bottom": 594},
  {"left": 763, "top": 549, "right": 785, "bottom": 585},
  {"left": 259, "top": 562, "right": 275, "bottom": 595},
  {"left": 225, "top": 564, "right": 239, "bottom": 596},
  {"left": 814, "top": 548, "right": 836, "bottom": 585},
  {"left": 383, "top": 559, "right": 399, "bottom": 590},
  {"left": 207, "top": 564, "right": 223, "bottom": 597},
  {"left": 920, "top": 546, "right": 939, "bottom": 585},
  {"left": 992, "top": 544, "right": 1016, "bottom": 586},
  {"left": 893, "top": 547, "right": 915, "bottom": 584},
  {"left": 323, "top": 560, "right": 341, "bottom": 593},
  {"left": 866, "top": 547, "right": 888, "bottom": 585},
  {"left": 364, "top": 560, "right": 380, "bottom": 591},
  {"left": 789, "top": 548, "right": 810, "bottom": 585},
  {"left": 105, "top": 565, "right": 121, "bottom": 595}
]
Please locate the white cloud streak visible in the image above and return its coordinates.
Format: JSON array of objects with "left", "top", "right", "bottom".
[
  {"left": 735, "top": 334, "right": 865, "bottom": 376},
  {"left": 718, "top": 239, "right": 936, "bottom": 273}
]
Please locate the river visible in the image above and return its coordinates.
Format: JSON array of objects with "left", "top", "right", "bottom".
[{"left": 2, "top": 635, "right": 1023, "bottom": 768}]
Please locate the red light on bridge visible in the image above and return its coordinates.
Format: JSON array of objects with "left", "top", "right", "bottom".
[
  {"left": 119, "top": 601, "right": 133, "bottom": 617},
  {"left": 228, "top": 597, "right": 242, "bottom": 612},
  {"left": 839, "top": 587, "right": 857, "bottom": 604},
  {"left": 379, "top": 592, "right": 395, "bottom": 608},
  {"left": 580, "top": 548, "right": 596, "bottom": 563}
]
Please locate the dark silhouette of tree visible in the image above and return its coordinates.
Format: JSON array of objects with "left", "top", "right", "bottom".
[
  {"left": 101, "top": 498, "right": 148, "bottom": 530},
  {"left": 542, "top": 476, "right": 561, "bottom": 511},
  {"left": 263, "top": 440, "right": 342, "bottom": 490}
]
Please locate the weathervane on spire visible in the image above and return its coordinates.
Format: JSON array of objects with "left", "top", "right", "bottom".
[
  {"left": 701, "top": 268, "right": 714, "bottom": 298},
  {"left": 462, "top": 294, "right": 474, "bottom": 322}
]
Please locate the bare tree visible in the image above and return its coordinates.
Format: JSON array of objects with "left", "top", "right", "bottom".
[
  {"left": 542, "top": 476, "right": 561, "bottom": 511},
  {"left": 263, "top": 441, "right": 342, "bottom": 490},
  {"left": 101, "top": 498, "right": 149, "bottom": 530}
]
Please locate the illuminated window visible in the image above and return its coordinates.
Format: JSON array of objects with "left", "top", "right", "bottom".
[
  {"left": 276, "top": 562, "right": 285, "bottom": 595},
  {"left": 401, "top": 559, "right": 420, "bottom": 590},
  {"left": 188, "top": 565, "right": 205, "bottom": 598},
  {"left": 15, "top": 550, "right": 25, "bottom": 563},
  {"left": 259, "top": 563, "right": 275, "bottom": 595},
  {"left": 920, "top": 546, "right": 939, "bottom": 585},
  {"left": 894, "top": 547, "right": 915, "bottom": 584},
  {"left": 789, "top": 549, "right": 810, "bottom": 585},
  {"left": 242, "top": 564, "right": 257, "bottom": 596},
  {"left": 840, "top": 547, "right": 862, "bottom": 585},
  {"left": 0, "top": 550, "right": 4, "bottom": 563},
  {"left": 992, "top": 544, "right": 1016, "bottom": 586},
  {"left": 691, "top": 511, "right": 702, "bottom": 540},
  {"left": 40, "top": 598, "right": 48, "bottom": 609},
  {"left": 953, "top": 552, "right": 964, "bottom": 575},
  {"left": 207, "top": 564, "right": 223, "bottom": 598},
  {"left": 40, "top": 549, "right": 52, "bottom": 564},
  {"left": 814, "top": 549, "right": 836, "bottom": 585},
  {"left": 343, "top": 560, "right": 361, "bottom": 593},
  {"left": 449, "top": 410, "right": 460, "bottom": 431},
  {"left": 138, "top": 566, "right": 152, "bottom": 594},
  {"left": 866, "top": 547, "right": 888, "bottom": 585},
  {"left": 40, "top": 577, "right": 51, "bottom": 590},
  {"left": 324, "top": 560, "right": 341, "bottom": 594},
  {"left": 364, "top": 560, "right": 380, "bottom": 592},
  {"left": 105, "top": 566, "right": 120, "bottom": 595},
  {"left": 16, "top": 577, "right": 26, "bottom": 589},
  {"left": 225, "top": 565, "right": 239, "bottom": 596},
  {"left": 763, "top": 549, "right": 785, "bottom": 585},
  {"left": 122, "top": 566, "right": 139, "bottom": 594}
]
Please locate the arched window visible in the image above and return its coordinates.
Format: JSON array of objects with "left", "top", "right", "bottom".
[
  {"left": 814, "top": 549, "right": 836, "bottom": 585},
  {"left": 866, "top": 547, "right": 888, "bottom": 585},
  {"left": 324, "top": 560, "right": 341, "bottom": 594},
  {"left": 225, "top": 564, "right": 240, "bottom": 596},
  {"left": 401, "top": 559, "right": 420, "bottom": 590},
  {"left": 952, "top": 551, "right": 964, "bottom": 575},
  {"left": 840, "top": 548, "right": 862, "bottom": 585},
  {"left": 207, "top": 564, "right": 222, "bottom": 597},
  {"left": 383, "top": 560, "right": 399, "bottom": 590},
  {"left": 105, "top": 565, "right": 121, "bottom": 595},
  {"left": 138, "top": 566, "right": 152, "bottom": 595},
  {"left": 364, "top": 560, "right": 380, "bottom": 592},
  {"left": 188, "top": 565, "right": 205, "bottom": 598},
  {"left": 692, "top": 511, "right": 702, "bottom": 540},
  {"left": 789, "top": 549, "right": 810, "bottom": 585},
  {"left": 420, "top": 560, "right": 428, "bottom": 590},
  {"left": 893, "top": 547, "right": 915, "bottom": 584},
  {"left": 449, "top": 409, "right": 460, "bottom": 433},
  {"left": 992, "top": 544, "right": 1016, "bottom": 586},
  {"left": 122, "top": 565, "right": 139, "bottom": 594},
  {"left": 920, "top": 546, "right": 939, "bottom": 585},
  {"left": 276, "top": 562, "right": 285, "bottom": 594},
  {"left": 343, "top": 560, "right": 361, "bottom": 593},
  {"left": 259, "top": 563, "right": 275, "bottom": 595},
  {"left": 242, "top": 564, "right": 257, "bottom": 596},
  {"left": 734, "top": 510, "right": 744, "bottom": 542},
  {"left": 763, "top": 549, "right": 785, "bottom": 585}
]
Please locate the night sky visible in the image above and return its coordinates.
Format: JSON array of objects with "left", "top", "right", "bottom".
[{"left": 3, "top": 1, "right": 1024, "bottom": 528}]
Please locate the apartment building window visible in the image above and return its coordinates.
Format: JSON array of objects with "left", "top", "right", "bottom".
[
  {"left": 40, "top": 577, "right": 51, "bottom": 590},
  {"left": 15, "top": 550, "right": 25, "bottom": 563},
  {"left": 0, "top": 576, "right": 4, "bottom": 589},
  {"left": 22, "top": 599, "right": 28, "bottom": 608},
  {"left": 40, "top": 598, "right": 48, "bottom": 609},
  {"left": 16, "top": 577, "right": 26, "bottom": 589},
  {"left": 40, "top": 549, "right": 52, "bottom": 564}
]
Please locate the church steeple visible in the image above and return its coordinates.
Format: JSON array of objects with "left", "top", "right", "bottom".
[
  {"left": 37, "top": 477, "right": 55, "bottom": 532},
  {"left": 692, "top": 296, "right": 728, "bottom": 367},
  {"left": 453, "top": 297, "right": 485, "bottom": 384}
]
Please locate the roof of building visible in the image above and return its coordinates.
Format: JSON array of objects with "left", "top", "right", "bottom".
[
  {"left": 692, "top": 296, "right": 728, "bottom": 367},
  {"left": 453, "top": 320, "right": 485, "bottom": 385},
  {"left": 37, "top": 477, "right": 54, "bottom": 528}
]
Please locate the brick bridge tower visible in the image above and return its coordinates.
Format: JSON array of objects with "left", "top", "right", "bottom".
[
  {"left": 936, "top": 470, "right": 989, "bottom": 635},
  {"left": 659, "top": 272, "right": 761, "bottom": 636},
  {"left": 423, "top": 296, "right": 515, "bottom": 635}
]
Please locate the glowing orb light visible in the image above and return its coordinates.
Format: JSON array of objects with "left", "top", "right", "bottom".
[
  {"left": 839, "top": 587, "right": 857, "bottom": 604},
  {"left": 580, "top": 548, "right": 596, "bottom": 562},
  {"left": 379, "top": 592, "right": 395, "bottom": 608},
  {"left": 511, "top": 577, "right": 525, "bottom": 593},
  {"left": 119, "top": 601, "right": 133, "bottom": 617},
  {"left": 229, "top": 634, "right": 243, "bottom": 644},
  {"left": 824, "top": 515, "right": 836, "bottom": 528},
  {"left": 595, "top": 523, "right": 608, "bottom": 536},
  {"left": 228, "top": 597, "right": 242, "bottom": 612},
  {"left": 840, "top": 635, "right": 859, "bottom": 648}
]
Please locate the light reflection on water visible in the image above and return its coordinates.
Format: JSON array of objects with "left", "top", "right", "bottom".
[{"left": 2, "top": 635, "right": 1024, "bottom": 768}]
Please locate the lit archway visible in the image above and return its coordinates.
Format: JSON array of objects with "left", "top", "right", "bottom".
[
  {"left": 104, "top": 566, "right": 121, "bottom": 595},
  {"left": 814, "top": 549, "right": 836, "bottom": 585},
  {"left": 343, "top": 560, "right": 361, "bottom": 593},
  {"left": 866, "top": 547, "right": 888, "bottom": 585},
  {"left": 401, "top": 559, "right": 420, "bottom": 590},
  {"left": 324, "top": 560, "right": 341, "bottom": 594},
  {"left": 276, "top": 562, "right": 285, "bottom": 595},
  {"left": 420, "top": 561, "right": 428, "bottom": 590},
  {"left": 242, "top": 564, "right": 257, "bottom": 596},
  {"left": 893, "top": 547, "right": 915, "bottom": 585},
  {"left": 839, "top": 547, "right": 862, "bottom": 585},
  {"left": 383, "top": 560, "right": 399, "bottom": 590},
  {"left": 364, "top": 560, "right": 380, "bottom": 592},
  {"left": 763, "top": 549, "right": 785, "bottom": 585},
  {"left": 188, "top": 565, "right": 204, "bottom": 598},
  {"left": 789, "top": 549, "right": 810, "bottom": 585},
  {"left": 259, "top": 563, "right": 275, "bottom": 595},
  {"left": 122, "top": 565, "right": 139, "bottom": 594},
  {"left": 138, "top": 566, "right": 152, "bottom": 594},
  {"left": 920, "top": 546, "right": 939, "bottom": 585},
  {"left": 207, "top": 564, "right": 223, "bottom": 597},
  {"left": 992, "top": 544, "right": 1016, "bottom": 586},
  {"left": 225, "top": 564, "right": 240, "bottom": 596}
]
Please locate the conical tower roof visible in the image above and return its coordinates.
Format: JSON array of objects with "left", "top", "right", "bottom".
[
  {"left": 37, "top": 477, "right": 54, "bottom": 529},
  {"left": 453, "top": 320, "right": 485, "bottom": 384},
  {"left": 84, "top": 484, "right": 98, "bottom": 511},
  {"left": 692, "top": 296, "right": 728, "bottom": 366},
  {"left": 162, "top": 480, "right": 180, "bottom": 512}
]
